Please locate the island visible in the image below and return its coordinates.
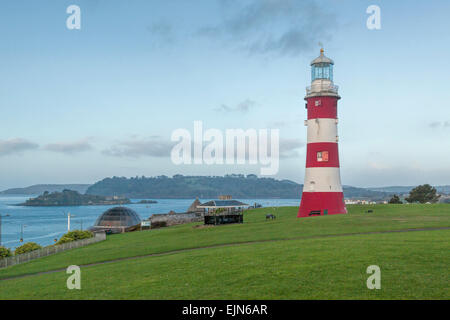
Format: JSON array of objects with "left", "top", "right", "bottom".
[{"left": 18, "top": 189, "right": 131, "bottom": 207}]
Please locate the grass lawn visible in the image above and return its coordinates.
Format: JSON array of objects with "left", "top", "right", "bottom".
[
  {"left": 0, "top": 229, "right": 448, "bottom": 299},
  {"left": 0, "top": 204, "right": 449, "bottom": 299}
]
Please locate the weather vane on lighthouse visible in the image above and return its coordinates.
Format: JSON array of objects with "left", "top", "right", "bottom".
[{"left": 298, "top": 48, "right": 347, "bottom": 218}]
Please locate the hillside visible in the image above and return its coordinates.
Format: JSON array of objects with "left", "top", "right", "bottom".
[
  {"left": 86, "top": 174, "right": 391, "bottom": 200},
  {"left": 0, "top": 184, "right": 91, "bottom": 195},
  {"left": 0, "top": 204, "right": 449, "bottom": 299},
  {"left": 366, "top": 185, "right": 450, "bottom": 195}
]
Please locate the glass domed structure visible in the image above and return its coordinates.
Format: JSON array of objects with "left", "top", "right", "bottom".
[{"left": 92, "top": 207, "right": 142, "bottom": 233}]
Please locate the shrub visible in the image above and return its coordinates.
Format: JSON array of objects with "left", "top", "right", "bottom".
[
  {"left": 56, "top": 230, "right": 93, "bottom": 245},
  {"left": 14, "top": 242, "right": 42, "bottom": 255},
  {"left": 0, "top": 246, "right": 12, "bottom": 258}
]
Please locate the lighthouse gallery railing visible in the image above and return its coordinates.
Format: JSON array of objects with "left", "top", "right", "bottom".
[{"left": 306, "top": 84, "right": 339, "bottom": 95}]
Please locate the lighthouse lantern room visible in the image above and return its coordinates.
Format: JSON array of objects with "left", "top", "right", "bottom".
[{"left": 298, "top": 49, "right": 347, "bottom": 218}]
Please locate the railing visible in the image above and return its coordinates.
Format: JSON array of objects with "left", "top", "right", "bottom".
[
  {"left": 0, "top": 232, "right": 106, "bottom": 269},
  {"left": 204, "top": 214, "right": 243, "bottom": 225},
  {"left": 306, "top": 83, "right": 339, "bottom": 95}
]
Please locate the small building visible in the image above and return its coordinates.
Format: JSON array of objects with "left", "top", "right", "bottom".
[
  {"left": 197, "top": 199, "right": 249, "bottom": 214},
  {"left": 197, "top": 199, "right": 249, "bottom": 225},
  {"left": 148, "top": 198, "right": 205, "bottom": 228},
  {"left": 91, "top": 207, "right": 142, "bottom": 234}
]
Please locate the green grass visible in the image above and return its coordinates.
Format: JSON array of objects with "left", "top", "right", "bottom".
[
  {"left": 1, "top": 203, "right": 448, "bottom": 280},
  {"left": 0, "top": 204, "right": 449, "bottom": 299},
  {"left": 0, "top": 230, "right": 448, "bottom": 299}
]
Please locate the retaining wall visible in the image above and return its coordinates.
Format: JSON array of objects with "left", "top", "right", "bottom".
[{"left": 150, "top": 213, "right": 202, "bottom": 227}]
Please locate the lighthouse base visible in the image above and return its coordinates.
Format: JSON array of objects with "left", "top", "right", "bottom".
[{"left": 298, "top": 192, "right": 347, "bottom": 218}]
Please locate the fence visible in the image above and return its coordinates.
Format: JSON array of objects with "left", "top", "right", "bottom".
[
  {"left": 204, "top": 214, "right": 243, "bottom": 225},
  {"left": 0, "top": 232, "right": 106, "bottom": 269}
]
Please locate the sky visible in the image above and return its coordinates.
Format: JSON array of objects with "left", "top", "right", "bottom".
[{"left": 1, "top": 0, "right": 450, "bottom": 190}]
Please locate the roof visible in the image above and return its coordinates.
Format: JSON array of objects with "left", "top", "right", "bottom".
[
  {"left": 311, "top": 48, "right": 334, "bottom": 66},
  {"left": 94, "top": 206, "right": 141, "bottom": 227},
  {"left": 187, "top": 198, "right": 202, "bottom": 212},
  {"left": 197, "top": 200, "right": 249, "bottom": 208}
]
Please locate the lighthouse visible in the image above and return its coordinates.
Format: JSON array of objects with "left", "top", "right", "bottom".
[{"left": 298, "top": 49, "right": 347, "bottom": 218}]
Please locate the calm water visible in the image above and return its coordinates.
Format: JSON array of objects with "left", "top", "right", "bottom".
[{"left": 0, "top": 196, "right": 299, "bottom": 249}]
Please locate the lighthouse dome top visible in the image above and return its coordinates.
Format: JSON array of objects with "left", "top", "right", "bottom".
[{"left": 311, "top": 48, "right": 334, "bottom": 66}]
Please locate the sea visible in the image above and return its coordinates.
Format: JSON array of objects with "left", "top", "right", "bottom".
[{"left": 0, "top": 196, "right": 299, "bottom": 249}]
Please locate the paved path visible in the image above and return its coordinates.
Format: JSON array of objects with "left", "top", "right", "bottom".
[{"left": 1, "top": 226, "right": 449, "bottom": 281}]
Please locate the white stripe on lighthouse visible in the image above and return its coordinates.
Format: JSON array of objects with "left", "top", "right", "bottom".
[
  {"left": 303, "top": 167, "right": 343, "bottom": 193},
  {"left": 306, "top": 118, "right": 338, "bottom": 143}
]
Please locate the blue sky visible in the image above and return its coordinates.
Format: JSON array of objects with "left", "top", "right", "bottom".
[{"left": 1, "top": 0, "right": 450, "bottom": 189}]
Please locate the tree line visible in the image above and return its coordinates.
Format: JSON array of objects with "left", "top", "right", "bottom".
[{"left": 389, "top": 184, "right": 441, "bottom": 204}]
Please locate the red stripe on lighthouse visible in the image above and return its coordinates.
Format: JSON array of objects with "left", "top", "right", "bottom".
[
  {"left": 305, "top": 142, "right": 340, "bottom": 168},
  {"left": 298, "top": 192, "right": 347, "bottom": 217},
  {"left": 307, "top": 96, "right": 338, "bottom": 120}
]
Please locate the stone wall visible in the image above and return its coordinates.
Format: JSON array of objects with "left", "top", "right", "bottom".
[{"left": 150, "top": 212, "right": 202, "bottom": 228}]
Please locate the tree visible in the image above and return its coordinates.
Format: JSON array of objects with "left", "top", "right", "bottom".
[
  {"left": 388, "top": 194, "right": 403, "bottom": 204},
  {"left": 405, "top": 184, "right": 440, "bottom": 204}
]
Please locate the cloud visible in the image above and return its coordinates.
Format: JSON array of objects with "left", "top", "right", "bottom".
[
  {"left": 216, "top": 99, "right": 257, "bottom": 113},
  {"left": 0, "top": 138, "right": 38, "bottom": 156},
  {"left": 103, "top": 136, "right": 175, "bottom": 158},
  {"left": 147, "top": 21, "right": 174, "bottom": 43},
  {"left": 198, "top": 0, "right": 337, "bottom": 57},
  {"left": 268, "top": 115, "right": 303, "bottom": 128},
  {"left": 429, "top": 121, "right": 441, "bottom": 128},
  {"left": 429, "top": 121, "right": 450, "bottom": 128},
  {"left": 279, "top": 138, "right": 305, "bottom": 158},
  {"left": 102, "top": 133, "right": 303, "bottom": 161},
  {"left": 221, "top": 136, "right": 304, "bottom": 160},
  {"left": 44, "top": 139, "right": 93, "bottom": 154}
]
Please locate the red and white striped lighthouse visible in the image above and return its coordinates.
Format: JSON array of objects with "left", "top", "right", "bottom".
[{"left": 298, "top": 49, "right": 347, "bottom": 218}]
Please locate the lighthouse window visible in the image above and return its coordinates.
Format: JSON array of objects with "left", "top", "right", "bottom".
[
  {"left": 312, "top": 64, "right": 334, "bottom": 81},
  {"left": 315, "top": 100, "right": 321, "bottom": 107},
  {"left": 317, "top": 151, "right": 329, "bottom": 162},
  {"left": 317, "top": 67, "right": 323, "bottom": 78}
]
